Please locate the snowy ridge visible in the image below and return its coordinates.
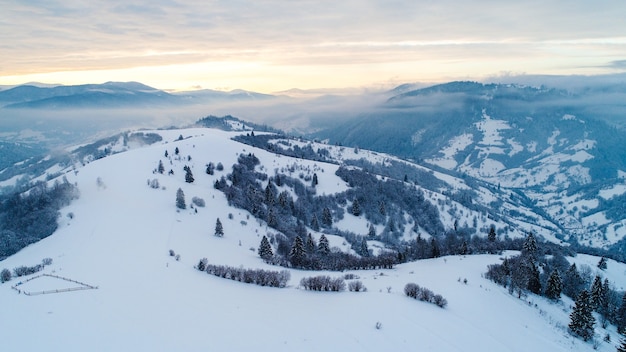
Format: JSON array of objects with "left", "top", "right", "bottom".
[{"left": 1, "top": 127, "right": 625, "bottom": 351}]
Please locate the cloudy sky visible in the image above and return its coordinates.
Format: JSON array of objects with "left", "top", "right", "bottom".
[{"left": 1, "top": 0, "right": 625, "bottom": 92}]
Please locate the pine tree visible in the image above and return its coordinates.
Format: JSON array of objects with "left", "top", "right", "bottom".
[
  {"left": 563, "top": 263, "right": 583, "bottom": 298},
  {"left": 175, "top": 147, "right": 179, "bottom": 155},
  {"left": 522, "top": 232, "right": 538, "bottom": 260},
  {"left": 176, "top": 188, "right": 186, "bottom": 209},
  {"left": 379, "top": 201, "right": 386, "bottom": 216},
  {"left": 322, "top": 207, "right": 332, "bottom": 227},
  {"left": 264, "top": 183, "right": 275, "bottom": 205},
  {"left": 597, "top": 257, "right": 608, "bottom": 270},
  {"left": 459, "top": 240, "right": 468, "bottom": 255},
  {"left": 527, "top": 262, "right": 541, "bottom": 295},
  {"left": 569, "top": 290, "right": 595, "bottom": 341},
  {"left": 617, "top": 293, "right": 626, "bottom": 334},
  {"left": 317, "top": 234, "right": 330, "bottom": 255},
  {"left": 184, "top": 165, "right": 194, "bottom": 183},
  {"left": 258, "top": 235, "right": 273, "bottom": 261},
  {"left": 158, "top": 160, "right": 165, "bottom": 174},
  {"left": 545, "top": 269, "right": 562, "bottom": 300},
  {"left": 360, "top": 239, "right": 370, "bottom": 257},
  {"left": 351, "top": 198, "right": 362, "bottom": 216},
  {"left": 430, "top": 238, "right": 440, "bottom": 258},
  {"left": 368, "top": 224, "right": 376, "bottom": 238},
  {"left": 305, "top": 233, "right": 316, "bottom": 254},
  {"left": 214, "top": 218, "right": 224, "bottom": 237},
  {"left": 590, "top": 275, "right": 604, "bottom": 310},
  {"left": 164, "top": 150, "right": 169, "bottom": 158},
  {"left": 289, "top": 236, "right": 306, "bottom": 267},
  {"left": 267, "top": 208, "right": 278, "bottom": 228},
  {"left": 312, "top": 173, "right": 318, "bottom": 187},
  {"left": 488, "top": 225, "right": 497, "bottom": 242},
  {"left": 310, "top": 215, "right": 320, "bottom": 231}
]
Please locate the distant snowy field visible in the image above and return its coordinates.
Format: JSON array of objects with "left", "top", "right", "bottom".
[{"left": 1, "top": 128, "right": 624, "bottom": 351}]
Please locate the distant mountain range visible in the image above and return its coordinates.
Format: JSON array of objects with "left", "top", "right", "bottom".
[{"left": 0, "top": 81, "right": 275, "bottom": 109}]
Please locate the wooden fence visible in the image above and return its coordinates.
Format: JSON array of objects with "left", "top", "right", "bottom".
[{"left": 11, "top": 273, "right": 98, "bottom": 296}]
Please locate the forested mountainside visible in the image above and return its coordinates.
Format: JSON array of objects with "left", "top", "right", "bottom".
[{"left": 313, "top": 82, "right": 626, "bottom": 250}]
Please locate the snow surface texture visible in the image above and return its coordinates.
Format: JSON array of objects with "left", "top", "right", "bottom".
[{"left": 1, "top": 128, "right": 624, "bottom": 351}]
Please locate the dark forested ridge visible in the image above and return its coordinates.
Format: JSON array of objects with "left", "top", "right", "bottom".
[{"left": 0, "top": 179, "right": 79, "bottom": 259}]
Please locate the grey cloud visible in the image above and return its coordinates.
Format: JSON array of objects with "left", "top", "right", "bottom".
[{"left": 607, "top": 60, "right": 626, "bottom": 70}]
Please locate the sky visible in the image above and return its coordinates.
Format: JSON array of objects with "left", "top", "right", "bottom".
[{"left": 1, "top": 0, "right": 625, "bottom": 93}]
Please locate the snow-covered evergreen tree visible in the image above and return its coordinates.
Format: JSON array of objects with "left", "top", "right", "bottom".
[
  {"left": 368, "top": 224, "right": 376, "bottom": 238},
  {"left": 258, "top": 235, "right": 273, "bottom": 261},
  {"left": 175, "top": 188, "right": 186, "bottom": 209},
  {"left": 522, "top": 232, "right": 537, "bottom": 260},
  {"left": 488, "top": 225, "right": 496, "bottom": 242},
  {"left": 289, "top": 236, "right": 306, "bottom": 267},
  {"left": 158, "top": 160, "right": 165, "bottom": 174},
  {"left": 597, "top": 256, "right": 607, "bottom": 270},
  {"left": 590, "top": 275, "right": 604, "bottom": 310},
  {"left": 322, "top": 207, "right": 332, "bottom": 227},
  {"left": 184, "top": 165, "right": 194, "bottom": 183},
  {"left": 351, "top": 198, "right": 361, "bottom": 216},
  {"left": 545, "top": 269, "right": 562, "bottom": 300},
  {"left": 310, "top": 215, "right": 320, "bottom": 232},
  {"left": 360, "top": 239, "right": 370, "bottom": 257},
  {"left": 317, "top": 234, "right": 330, "bottom": 255},
  {"left": 305, "top": 233, "right": 316, "bottom": 254},
  {"left": 617, "top": 293, "right": 626, "bottom": 334},
  {"left": 527, "top": 262, "right": 541, "bottom": 295},
  {"left": 214, "top": 218, "right": 224, "bottom": 237},
  {"left": 568, "top": 290, "right": 595, "bottom": 341}
]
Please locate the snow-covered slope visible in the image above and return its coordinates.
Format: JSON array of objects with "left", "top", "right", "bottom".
[{"left": 1, "top": 127, "right": 624, "bottom": 351}]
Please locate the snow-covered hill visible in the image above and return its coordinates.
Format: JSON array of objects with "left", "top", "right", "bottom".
[{"left": 1, "top": 127, "right": 625, "bottom": 351}]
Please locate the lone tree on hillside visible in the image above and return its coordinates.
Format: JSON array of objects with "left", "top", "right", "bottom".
[
  {"left": 176, "top": 188, "right": 186, "bottom": 209},
  {"left": 258, "top": 235, "right": 273, "bottom": 261},
  {"left": 568, "top": 290, "right": 595, "bottom": 341},
  {"left": 158, "top": 160, "right": 165, "bottom": 174},
  {"left": 215, "top": 218, "right": 224, "bottom": 237},
  {"left": 184, "top": 165, "right": 194, "bottom": 183},
  {"left": 597, "top": 256, "right": 607, "bottom": 270}
]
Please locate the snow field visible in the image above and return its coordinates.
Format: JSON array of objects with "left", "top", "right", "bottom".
[{"left": 1, "top": 127, "right": 624, "bottom": 351}]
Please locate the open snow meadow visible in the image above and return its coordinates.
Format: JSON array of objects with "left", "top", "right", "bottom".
[{"left": 2, "top": 127, "right": 626, "bottom": 351}]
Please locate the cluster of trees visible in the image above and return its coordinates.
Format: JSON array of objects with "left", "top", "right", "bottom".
[
  {"left": 217, "top": 151, "right": 449, "bottom": 265},
  {"left": 0, "top": 179, "right": 79, "bottom": 259},
  {"left": 198, "top": 259, "right": 290, "bottom": 288},
  {"left": 300, "top": 275, "right": 346, "bottom": 291},
  {"left": 404, "top": 282, "right": 448, "bottom": 308},
  {"left": 234, "top": 134, "right": 334, "bottom": 164},
  {"left": 1, "top": 257, "right": 53, "bottom": 283},
  {"left": 262, "top": 234, "right": 397, "bottom": 271},
  {"left": 485, "top": 233, "right": 626, "bottom": 342}
]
